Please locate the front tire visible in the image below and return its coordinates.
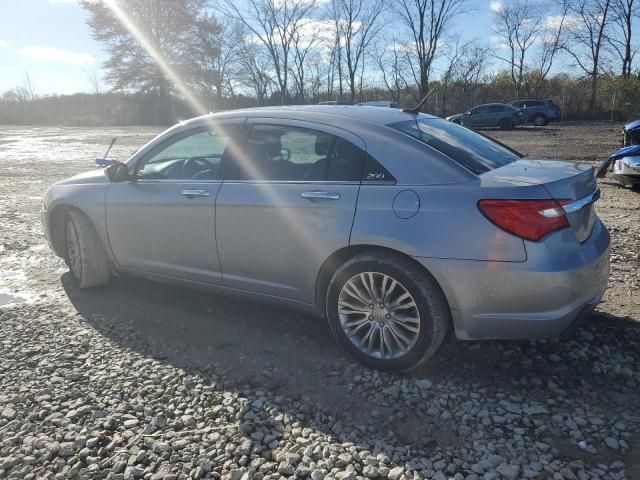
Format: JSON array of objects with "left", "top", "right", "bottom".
[
  {"left": 533, "top": 113, "right": 548, "bottom": 126},
  {"left": 65, "top": 210, "right": 111, "bottom": 288},
  {"left": 326, "top": 251, "right": 450, "bottom": 371}
]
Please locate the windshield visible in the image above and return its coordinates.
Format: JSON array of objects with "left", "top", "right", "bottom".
[{"left": 389, "top": 118, "right": 521, "bottom": 174}]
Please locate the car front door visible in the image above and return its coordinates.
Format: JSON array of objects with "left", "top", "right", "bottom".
[
  {"left": 105, "top": 120, "right": 244, "bottom": 285},
  {"left": 464, "top": 106, "right": 487, "bottom": 127},
  {"left": 215, "top": 119, "right": 365, "bottom": 303}
]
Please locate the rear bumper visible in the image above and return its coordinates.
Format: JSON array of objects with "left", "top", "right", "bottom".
[{"left": 413, "top": 219, "right": 610, "bottom": 340}]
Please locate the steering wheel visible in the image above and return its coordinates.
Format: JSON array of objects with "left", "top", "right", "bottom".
[{"left": 182, "top": 156, "right": 210, "bottom": 179}]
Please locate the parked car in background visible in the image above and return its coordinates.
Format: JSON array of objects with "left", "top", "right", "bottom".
[
  {"left": 42, "top": 106, "right": 609, "bottom": 371},
  {"left": 318, "top": 100, "right": 351, "bottom": 105},
  {"left": 357, "top": 101, "right": 399, "bottom": 108},
  {"left": 597, "top": 118, "right": 640, "bottom": 188},
  {"left": 508, "top": 99, "right": 561, "bottom": 126},
  {"left": 446, "top": 103, "right": 524, "bottom": 130}
]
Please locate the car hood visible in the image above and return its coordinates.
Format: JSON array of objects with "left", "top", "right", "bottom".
[
  {"left": 623, "top": 119, "right": 640, "bottom": 132},
  {"left": 610, "top": 143, "right": 640, "bottom": 160},
  {"left": 54, "top": 168, "right": 109, "bottom": 186}
]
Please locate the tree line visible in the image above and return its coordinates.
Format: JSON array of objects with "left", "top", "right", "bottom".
[{"left": 1, "top": 0, "right": 638, "bottom": 124}]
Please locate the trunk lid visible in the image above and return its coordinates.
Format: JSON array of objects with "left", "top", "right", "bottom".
[{"left": 482, "top": 159, "right": 599, "bottom": 242}]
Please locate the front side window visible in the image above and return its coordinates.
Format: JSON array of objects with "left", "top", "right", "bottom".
[
  {"left": 389, "top": 118, "right": 521, "bottom": 174},
  {"left": 237, "top": 124, "right": 365, "bottom": 181},
  {"left": 138, "top": 127, "right": 233, "bottom": 180}
]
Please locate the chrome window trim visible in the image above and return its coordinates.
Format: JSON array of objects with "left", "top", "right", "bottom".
[
  {"left": 220, "top": 180, "right": 362, "bottom": 185},
  {"left": 133, "top": 179, "right": 223, "bottom": 184},
  {"left": 562, "top": 188, "right": 600, "bottom": 214}
]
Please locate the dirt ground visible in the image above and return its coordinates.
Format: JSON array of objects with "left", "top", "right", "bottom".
[{"left": 0, "top": 122, "right": 639, "bottom": 480}]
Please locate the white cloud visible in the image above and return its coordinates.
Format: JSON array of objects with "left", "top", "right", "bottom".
[
  {"left": 545, "top": 14, "right": 583, "bottom": 30},
  {"left": 0, "top": 40, "right": 8, "bottom": 48},
  {"left": 20, "top": 46, "right": 95, "bottom": 65},
  {"left": 490, "top": 35, "right": 508, "bottom": 48},
  {"left": 490, "top": 0, "right": 503, "bottom": 12}
]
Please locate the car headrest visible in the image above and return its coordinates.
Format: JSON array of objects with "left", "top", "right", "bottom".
[
  {"left": 315, "top": 134, "right": 332, "bottom": 155},
  {"left": 262, "top": 136, "right": 282, "bottom": 158}
]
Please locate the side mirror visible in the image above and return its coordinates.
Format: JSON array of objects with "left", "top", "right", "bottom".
[{"left": 105, "top": 162, "right": 131, "bottom": 182}]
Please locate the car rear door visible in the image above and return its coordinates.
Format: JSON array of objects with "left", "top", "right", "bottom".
[
  {"left": 215, "top": 118, "right": 365, "bottom": 303},
  {"left": 105, "top": 119, "right": 244, "bottom": 285}
]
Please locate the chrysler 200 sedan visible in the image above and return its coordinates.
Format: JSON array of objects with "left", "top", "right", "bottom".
[{"left": 42, "top": 106, "right": 610, "bottom": 371}]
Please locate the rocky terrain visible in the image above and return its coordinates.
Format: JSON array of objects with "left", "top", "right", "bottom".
[{"left": 0, "top": 122, "right": 638, "bottom": 479}]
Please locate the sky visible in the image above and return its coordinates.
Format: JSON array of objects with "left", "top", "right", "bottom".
[{"left": 0, "top": 0, "right": 497, "bottom": 96}]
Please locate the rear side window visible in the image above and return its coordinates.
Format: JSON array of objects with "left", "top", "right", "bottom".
[
  {"left": 237, "top": 124, "right": 365, "bottom": 181},
  {"left": 389, "top": 118, "right": 521, "bottom": 174}
]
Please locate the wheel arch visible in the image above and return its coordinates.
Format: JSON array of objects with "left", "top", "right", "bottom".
[
  {"left": 315, "top": 244, "right": 453, "bottom": 321},
  {"left": 48, "top": 204, "right": 110, "bottom": 264}
]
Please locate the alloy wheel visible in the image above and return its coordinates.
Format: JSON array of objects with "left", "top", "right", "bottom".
[
  {"left": 66, "top": 221, "right": 82, "bottom": 280},
  {"left": 337, "top": 272, "right": 421, "bottom": 359}
]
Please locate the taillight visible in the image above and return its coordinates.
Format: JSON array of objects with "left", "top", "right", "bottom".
[{"left": 478, "top": 199, "right": 570, "bottom": 241}]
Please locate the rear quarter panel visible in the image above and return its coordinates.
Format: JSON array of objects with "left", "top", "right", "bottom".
[{"left": 350, "top": 182, "right": 552, "bottom": 262}]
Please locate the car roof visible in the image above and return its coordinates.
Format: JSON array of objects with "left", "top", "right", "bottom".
[
  {"left": 475, "top": 103, "right": 513, "bottom": 107},
  {"left": 185, "top": 105, "right": 437, "bottom": 127}
]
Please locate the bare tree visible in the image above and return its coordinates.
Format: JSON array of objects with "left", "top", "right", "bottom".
[
  {"left": 330, "top": 0, "right": 384, "bottom": 104},
  {"left": 222, "top": 0, "right": 317, "bottom": 105},
  {"left": 12, "top": 72, "right": 37, "bottom": 103},
  {"left": 394, "top": 0, "right": 468, "bottom": 102},
  {"left": 537, "top": 0, "right": 570, "bottom": 79},
  {"left": 189, "top": 14, "right": 243, "bottom": 106},
  {"left": 289, "top": 26, "right": 320, "bottom": 103},
  {"left": 492, "top": 0, "right": 545, "bottom": 98},
  {"left": 455, "top": 43, "right": 490, "bottom": 108},
  {"left": 236, "top": 38, "right": 275, "bottom": 106},
  {"left": 438, "top": 35, "right": 468, "bottom": 116},
  {"left": 564, "top": 0, "right": 613, "bottom": 113},
  {"left": 376, "top": 38, "right": 410, "bottom": 106},
  {"left": 307, "top": 54, "right": 326, "bottom": 102},
  {"left": 608, "top": 0, "right": 638, "bottom": 77},
  {"left": 84, "top": 66, "right": 104, "bottom": 94}
]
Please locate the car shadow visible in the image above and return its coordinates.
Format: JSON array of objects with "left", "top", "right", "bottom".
[{"left": 61, "top": 273, "right": 640, "bottom": 472}]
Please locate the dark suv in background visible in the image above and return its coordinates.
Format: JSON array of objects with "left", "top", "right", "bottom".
[{"left": 509, "top": 99, "right": 561, "bottom": 126}]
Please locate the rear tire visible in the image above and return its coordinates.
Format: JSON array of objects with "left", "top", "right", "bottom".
[
  {"left": 65, "top": 210, "right": 111, "bottom": 288},
  {"left": 326, "top": 251, "right": 450, "bottom": 371},
  {"left": 533, "top": 113, "right": 548, "bottom": 126}
]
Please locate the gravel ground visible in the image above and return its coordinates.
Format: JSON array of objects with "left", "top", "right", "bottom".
[{"left": 0, "top": 122, "right": 639, "bottom": 480}]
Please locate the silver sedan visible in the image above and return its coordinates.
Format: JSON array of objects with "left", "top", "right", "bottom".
[{"left": 42, "top": 106, "right": 610, "bottom": 371}]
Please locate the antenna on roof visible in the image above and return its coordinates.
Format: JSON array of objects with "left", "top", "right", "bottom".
[{"left": 402, "top": 85, "right": 440, "bottom": 115}]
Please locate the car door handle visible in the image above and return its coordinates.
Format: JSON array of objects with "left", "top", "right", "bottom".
[
  {"left": 301, "top": 191, "right": 340, "bottom": 201},
  {"left": 180, "top": 189, "right": 210, "bottom": 198}
]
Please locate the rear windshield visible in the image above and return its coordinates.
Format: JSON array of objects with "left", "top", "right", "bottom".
[{"left": 389, "top": 118, "right": 521, "bottom": 174}]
